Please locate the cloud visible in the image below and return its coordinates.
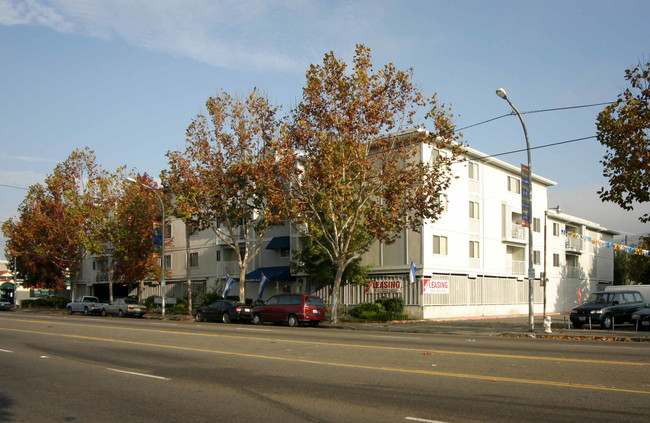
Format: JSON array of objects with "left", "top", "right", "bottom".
[
  {"left": 0, "top": 0, "right": 75, "bottom": 32},
  {"left": 0, "top": 0, "right": 323, "bottom": 72}
]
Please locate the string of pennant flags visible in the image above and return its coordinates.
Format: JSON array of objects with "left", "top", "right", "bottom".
[{"left": 562, "top": 230, "right": 649, "bottom": 257}]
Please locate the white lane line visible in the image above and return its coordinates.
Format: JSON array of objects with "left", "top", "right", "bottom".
[
  {"left": 107, "top": 368, "right": 170, "bottom": 380},
  {"left": 0, "top": 349, "right": 14, "bottom": 353},
  {"left": 405, "top": 417, "right": 449, "bottom": 423},
  {"left": 363, "top": 335, "right": 422, "bottom": 340}
]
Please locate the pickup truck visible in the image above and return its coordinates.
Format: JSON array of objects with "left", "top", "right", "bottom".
[{"left": 66, "top": 296, "right": 105, "bottom": 316}]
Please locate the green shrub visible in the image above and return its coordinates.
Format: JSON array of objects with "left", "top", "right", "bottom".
[
  {"left": 350, "top": 298, "right": 408, "bottom": 321},
  {"left": 349, "top": 302, "right": 384, "bottom": 318},
  {"left": 21, "top": 297, "right": 69, "bottom": 309}
]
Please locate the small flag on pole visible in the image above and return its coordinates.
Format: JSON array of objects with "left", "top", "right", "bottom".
[
  {"left": 258, "top": 273, "right": 269, "bottom": 299},
  {"left": 222, "top": 274, "right": 235, "bottom": 298},
  {"left": 409, "top": 260, "right": 417, "bottom": 284}
]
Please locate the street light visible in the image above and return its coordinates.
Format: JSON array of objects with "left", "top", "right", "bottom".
[
  {"left": 125, "top": 177, "right": 167, "bottom": 317},
  {"left": 496, "top": 88, "right": 535, "bottom": 332}
]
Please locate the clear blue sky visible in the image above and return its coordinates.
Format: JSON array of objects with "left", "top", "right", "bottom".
[{"left": 1, "top": 0, "right": 649, "bottom": 260}]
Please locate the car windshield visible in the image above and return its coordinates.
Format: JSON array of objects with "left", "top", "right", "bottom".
[
  {"left": 123, "top": 298, "right": 138, "bottom": 304},
  {"left": 586, "top": 293, "right": 613, "bottom": 304}
]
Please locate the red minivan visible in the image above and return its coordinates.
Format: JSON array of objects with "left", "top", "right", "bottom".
[{"left": 252, "top": 294, "right": 326, "bottom": 327}]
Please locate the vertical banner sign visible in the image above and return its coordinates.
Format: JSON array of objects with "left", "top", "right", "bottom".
[
  {"left": 520, "top": 164, "right": 531, "bottom": 228},
  {"left": 152, "top": 221, "right": 163, "bottom": 258}
]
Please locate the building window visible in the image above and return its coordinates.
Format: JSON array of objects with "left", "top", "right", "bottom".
[
  {"left": 553, "top": 222, "right": 560, "bottom": 237},
  {"left": 469, "top": 241, "right": 480, "bottom": 259},
  {"left": 164, "top": 224, "right": 172, "bottom": 239},
  {"left": 216, "top": 250, "right": 221, "bottom": 262},
  {"left": 189, "top": 252, "right": 199, "bottom": 268},
  {"left": 468, "top": 162, "right": 479, "bottom": 181},
  {"left": 433, "top": 235, "right": 448, "bottom": 255},
  {"left": 469, "top": 201, "right": 480, "bottom": 220},
  {"left": 533, "top": 218, "right": 541, "bottom": 233},
  {"left": 508, "top": 176, "right": 521, "bottom": 194},
  {"left": 552, "top": 253, "right": 560, "bottom": 267},
  {"left": 279, "top": 248, "right": 290, "bottom": 258},
  {"left": 533, "top": 250, "right": 541, "bottom": 265},
  {"left": 163, "top": 255, "right": 172, "bottom": 269}
]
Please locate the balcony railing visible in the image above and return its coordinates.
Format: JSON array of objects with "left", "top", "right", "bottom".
[
  {"left": 507, "top": 260, "right": 526, "bottom": 275},
  {"left": 565, "top": 236, "right": 583, "bottom": 252},
  {"left": 511, "top": 224, "right": 525, "bottom": 240}
]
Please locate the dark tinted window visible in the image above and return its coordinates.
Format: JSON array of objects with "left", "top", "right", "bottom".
[
  {"left": 278, "top": 295, "right": 294, "bottom": 305},
  {"left": 306, "top": 296, "right": 324, "bottom": 307},
  {"left": 265, "top": 296, "right": 279, "bottom": 305}
]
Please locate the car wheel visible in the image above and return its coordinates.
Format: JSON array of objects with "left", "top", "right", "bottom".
[
  {"left": 83, "top": 307, "right": 89, "bottom": 316},
  {"left": 196, "top": 311, "right": 204, "bottom": 322},
  {"left": 252, "top": 313, "right": 262, "bottom": 325},
  {"left": 67, "top": 307, "right": 73, "bottom": 315},
  {"left": 222, "top": 312, "right": 231, "bottom": 324},
  {"left": 101, "top": 309, "right": 107, "bottom": 317},
  {"left": 572, "top": 322, "right": 582, "bottom": 329},
  {"left": 118, "top": 309, "right": 124, "bottom": 318},
  {"left": 601, "top": 314, "right": 613, "bottom": 330},
  {"left": 287, "top": 314, "right": 298, "bottom": 327}
]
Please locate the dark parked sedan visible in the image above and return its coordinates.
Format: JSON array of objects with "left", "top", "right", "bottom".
[
  {"left": 195, "top": 300, "right": 252, "bottom": 323},
  {"left": 632, "top": 307, "right": 650, "bottom": 330},
  {"left": 0, "top": 298, "right": 13, "bottom": 311}
]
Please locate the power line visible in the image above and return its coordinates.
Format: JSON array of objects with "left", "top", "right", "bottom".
[
  {"left": 0, "top": 183, "right": 28, "bottom": 191},
  {"left": 456, "top": 101, "right": 613, "bottom": 132}
]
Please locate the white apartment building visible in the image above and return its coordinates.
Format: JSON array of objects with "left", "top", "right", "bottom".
[{"left": 76, "top": 136, "right": 616, "bottom": 319}]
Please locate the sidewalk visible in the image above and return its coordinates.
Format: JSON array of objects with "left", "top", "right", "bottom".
[{"left": 11, "top": 308, "right": 650, "bottom": 342}]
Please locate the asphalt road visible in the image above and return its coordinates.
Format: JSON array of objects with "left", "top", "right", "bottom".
[{"left": 1, "top": 312, "right": 649, "bottom": 422}]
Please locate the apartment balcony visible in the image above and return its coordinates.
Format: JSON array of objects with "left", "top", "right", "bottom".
[
  {"left": 565, "top": 266, "right": 581, "bottom": 279},
  {"left": 503, "top": 222, "right": 527, "bottom": 245},
  {"left": 95, "top": 272, "right": 110, "bottom": 282},
  {"left": 507, "top": 260, "right": 526, "bottom": 276},
  {"left": 565, "top": 236, "right": 583, "bottom": 254},
  {"left": 216, "top": 261, "right": 243, "bottom": 277}
]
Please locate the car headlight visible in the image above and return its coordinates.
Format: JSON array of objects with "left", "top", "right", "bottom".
[
  {"left": 590, "top": 310, "right": 603, "bottom": 314},
  {"left": 570, "top": 309, "right": 577, "bottom": 314},
  {"left": 632, "top": 315, "right": 640, "bottom": 320}
]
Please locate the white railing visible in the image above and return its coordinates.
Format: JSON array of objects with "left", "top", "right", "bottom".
[{"left": 507, "top": 260, "right": 526, "bottom": 275}]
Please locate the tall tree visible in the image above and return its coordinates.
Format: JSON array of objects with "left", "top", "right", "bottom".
[
  {"left": 597, "top": 60, "right": 650, "bottom": 223},
  {"left": 285, "top": 45, "right": 462, "bottom": 323},
  {"left": 2, "top": 148, "right": 114, "bottom": 295},
  {"left": 107, "top": 173, "right": 163, "bottom": 301},
  {"left": 162, "top": 90, "right": 293, "bottom": 303}
]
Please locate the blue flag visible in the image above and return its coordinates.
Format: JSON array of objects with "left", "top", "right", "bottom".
[
  {"left": 409, "top": 260, "right": 417, "bottom": 284},
  {"left": 222, "top": 274, "right": 235, "bottom": 298},
  {"left": 258, "top": 273, "right": 269, "bottom": 299}
]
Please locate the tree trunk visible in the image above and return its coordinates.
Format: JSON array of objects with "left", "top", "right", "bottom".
[
  {"left": 239, "top": 266, "right": 247, "bottom": 304},
  {"left": 331, "top": 260, "right": 346, "bottom": 324}
]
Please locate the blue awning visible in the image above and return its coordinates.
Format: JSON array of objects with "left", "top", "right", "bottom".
[
  {"left": 265, "top": 236, "right": 290, "bottom": 250},
  {"left": 0, "top": 282, "right": 15, "bottom": 290},
  {"left": 245, "top": 266, "right": 293, "bottom": 282}
]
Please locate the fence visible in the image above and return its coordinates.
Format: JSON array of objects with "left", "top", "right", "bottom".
[
  {"left": 315, "top": 274, "right": 543, "bottom": 309},
  {"left": 137, "top": 280, "right": 208, "bottom": 304}
]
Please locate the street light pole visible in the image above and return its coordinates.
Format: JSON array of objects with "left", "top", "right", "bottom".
[
  {"left": 496, "top": 88, "right": 535, "bottom": 332},
  {"left": 126, "top": 178, "right": 166, "bottom": 317}
]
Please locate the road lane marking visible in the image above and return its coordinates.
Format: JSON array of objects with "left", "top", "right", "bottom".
[
  {"left": 363, "top": 335, "right": 422, "bottom": 340},
  {"left": 3, "top": 318, "right": 649, "bottom": 367},
  {"left": 3, "top": 327, "right": 650, "bottom": 396},
  {"left": 237, "top": 328, "right": 273, "bottom": 332},
  {"left": 0, "top": 349, "right": 13, "bottom": 353},
  {"left": 405, "top": 418, "right": 449, "bottom": 423},
  {"left": 107, "top": 368, "right": 170, "bottom": 380}
]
